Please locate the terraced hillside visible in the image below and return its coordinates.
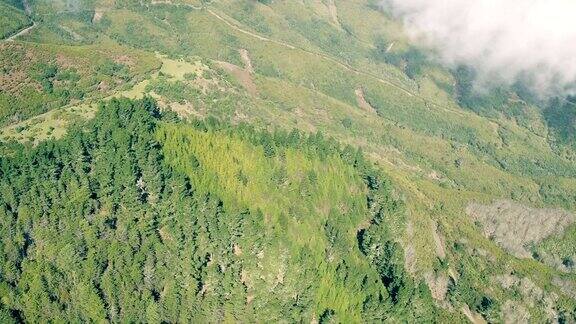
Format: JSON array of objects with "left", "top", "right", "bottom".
[{"left": 0, "top": 0, "right": 575, "bottom": 322}]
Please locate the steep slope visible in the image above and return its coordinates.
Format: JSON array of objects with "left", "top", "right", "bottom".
[
  {"left": 0, "top": 98, "right": 453, "bottom": 322},
  {"left": 0, "top": 1, "right": 31, "bottom": 39},
  {"left": 0, "top": 0, "right": 575, "bottom": 322},
  {"left": 0, "top": 41, "right": 160, "bottom": 128}
]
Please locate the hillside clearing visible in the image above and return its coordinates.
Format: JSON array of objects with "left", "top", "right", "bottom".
[
  {"left": 215, "top": 60, "right": 257, "bottom": 95},
  {"left": 354, "top": 87, "right": 377, "bottom": 113},
  {"left": 466, "top": 200, "right": 576, "bottom": 258}
]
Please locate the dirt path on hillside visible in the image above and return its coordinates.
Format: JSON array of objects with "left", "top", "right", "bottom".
[
  {"left": 203, "top": 8, "right": 481, "bottom": 119},
  {"left": 140, "top": 4, "right": 528, "bottom": 120},
  {"left": 3, "top": 0, "right": 34, "bottom": 42},
  {"left": 5, "top": 22, "right": 36, "bottom": 42},
  {"left": 60, "top": 25, "right": 83, "bottom": 41},
  {"left": 206, "top": 9, "right": 407, "bottom": 91},
  {"left": 215, "top": 48, "right": 257, "bottom": 95},
  {"left": 207, "top": 9, "right": 295, "bottom": 47}
]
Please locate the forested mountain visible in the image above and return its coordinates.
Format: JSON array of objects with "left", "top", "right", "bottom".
[
  {"left": 0, "top": 0, "right": 575, "bottom": 322},
  {"left": 0, "top": 98, "right": 444, "bottom": 322}
]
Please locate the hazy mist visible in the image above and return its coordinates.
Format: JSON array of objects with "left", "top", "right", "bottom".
[{"left": 382, "top": 0, "right": 576, "bottom": 96}]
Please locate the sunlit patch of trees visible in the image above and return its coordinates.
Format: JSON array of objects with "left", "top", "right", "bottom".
[{"left": 0, "top": 98, "right": 442, "bottom": 322}]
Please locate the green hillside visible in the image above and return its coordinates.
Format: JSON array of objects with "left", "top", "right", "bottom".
[
  {"left": 0, "top": 0, "right": 575, "bottom": 322},
  {"left": 0, "top": 2, "right": 30, "bottom": 39},
  {"left": 0, "top": 41, "right": 160, "bottom": 127},
  {"left": 0, "top": 98, "right": 451, "bottom": 322}
]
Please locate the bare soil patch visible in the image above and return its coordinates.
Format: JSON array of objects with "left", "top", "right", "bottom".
[
  {"left": 502, "top": 301, "right": 530, "bottom": 324},
  {"left": 216, "top": 61, "right": 257, "bottom": 96},
  {"left": 461, "top": 304, "right": 487, "bottom": 324},
  {"left": 238, "top": 48, "right": 254, "bottom": 74},
  {"left": 431, "top": 220, "right": 446, "bottom": 259},
  {"left": 424, "top": 272, "right": 448, "bottom": 301},
  {"left": 327, "top": 0, "right": 341, "bottom": 29},
  {"left": 354, "top": 88, "right": 376, "bottom": 114},
  {"left": 466, "top": 200, "right": 575, "bottom": 258},
  {"left": 495, "top": 274, "right": 559, "bottom": 321},
  {"left": 92, "top": 10, "right": 104, "bottom": 23}
]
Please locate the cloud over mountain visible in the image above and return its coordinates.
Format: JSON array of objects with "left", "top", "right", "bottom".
[{"left": 382, "top": 0, "right": 576, "bottom": 96}]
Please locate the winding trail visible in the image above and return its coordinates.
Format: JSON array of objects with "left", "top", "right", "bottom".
[
  {"left": 5, "top": 22, "right": 36, "bottom": 42},
  {"left": 201, "top": 7, "right": 576, "bottom": 118},
  {"left": 206, "top": 9, "right": 294, "bottom": 47},
  {"left": 3, "top": 0, "right": 34, "bottom": 42},
  {"left": 6, "top": 1, "right": 575, "bottom": 115},
  {"left": 206, "top": 9, "right": 409, "bottom": 93},
  {"left": 202, "top": 8, "right": 476, "bottom": 118}
]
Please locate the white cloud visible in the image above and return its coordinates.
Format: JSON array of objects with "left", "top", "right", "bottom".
[{"left": 382, "top": 0, "right": 576, "bottom": 96}]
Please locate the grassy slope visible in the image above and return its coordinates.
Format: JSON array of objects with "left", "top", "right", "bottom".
[
  {"left": 1, "top": 0, "right": 575, "bottom": 321},
  {"left": 0, "top": 39, "right": 161, "bottom": 130},
  {"left": 0, "top": 2, "right": 30, "bottom": 39},
  {"left": 122, "top": 5, "right": 576, "bottom": 320}
]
